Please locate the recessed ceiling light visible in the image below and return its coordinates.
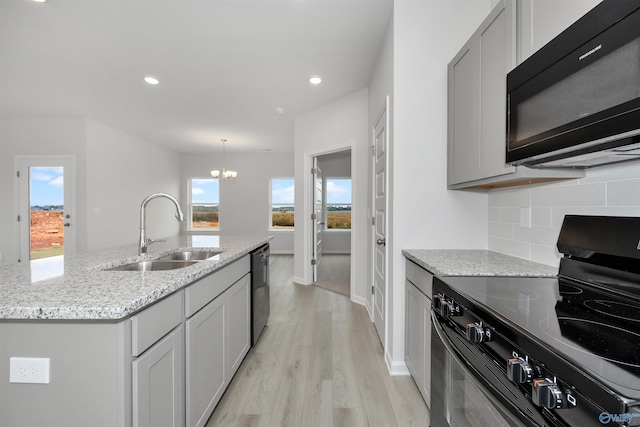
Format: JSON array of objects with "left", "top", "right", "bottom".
[
  {"left": 33, "top": 0, "right": 47, "bottom": 3},
  {"left": 144, "top": 76, "right": 159, "bottom": 85},
  {"left": 275, "top": 107, "right": 285, "bottom": 114},
  {"left": 309, "top": 75, "right": 322, "bottom": 85}
]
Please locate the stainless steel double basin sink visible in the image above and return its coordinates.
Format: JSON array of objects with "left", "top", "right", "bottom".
[{"left": 106, "top": 250, "right": 223, "bottom": 271}]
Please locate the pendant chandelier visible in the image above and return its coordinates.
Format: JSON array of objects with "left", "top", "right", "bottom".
[{"left": 210, "top": 138, "right": 237, "bottom": 180}]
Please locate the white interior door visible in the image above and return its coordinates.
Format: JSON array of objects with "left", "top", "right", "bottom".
[
  {"left": 372, "top": 100, "right": 388, "bottom": 345},
  {"left": 16, "top": 156, "right": 76, "bottom": 263},
  {"left": 312, "top": 158, "right": 323, "bottom": 282}
]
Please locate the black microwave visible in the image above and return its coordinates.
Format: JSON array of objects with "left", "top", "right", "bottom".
[{"left": 506, "top": 0, "right": 640, "bottom": 168}]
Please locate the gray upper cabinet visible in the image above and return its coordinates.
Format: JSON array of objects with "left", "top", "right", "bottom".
[
  {"left": 448, "top": 0, "right": 516, "bottom": 187},
  {"left": 447, "top": 0, "right": 586, "bottom": 190}
]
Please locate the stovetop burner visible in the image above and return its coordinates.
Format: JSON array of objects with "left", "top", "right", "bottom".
[
  {"left": 584, "top": 300, "right": 640, "bottom": 323},
  {"left": 539, "top": 316, "right": 640, "bottom": 368},
  {"left": 437, "top": 275, "right": 640, "bottom": 399},
  {"left": 559, "top": 283, "right": 583, "bottom": 295},
  {"left": 432, "top": 217, "right": 640, "bottom": 426}
]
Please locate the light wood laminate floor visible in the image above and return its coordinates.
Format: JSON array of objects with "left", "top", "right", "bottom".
[
  {"left": 314, "top": 254, "right": 351, "bottom": 297},
  {"left": 205, "top": 255, "right": 430, "bottom": 427}
]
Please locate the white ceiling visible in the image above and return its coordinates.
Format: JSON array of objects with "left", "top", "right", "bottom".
[{"left": 0, "top": 0, "right": 393, "bottom": 154}]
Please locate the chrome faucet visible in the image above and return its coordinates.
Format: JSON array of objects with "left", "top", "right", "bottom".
[{"left": 138, "top": 192, "right": 185, "bottom": 255}]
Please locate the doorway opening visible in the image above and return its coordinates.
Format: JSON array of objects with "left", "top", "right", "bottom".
[
  {"left": 16, "top": 156, "right": 76, "bottom": 263},
  {"left": 311, "top": 149, "right": 352, "bottom": 297}
]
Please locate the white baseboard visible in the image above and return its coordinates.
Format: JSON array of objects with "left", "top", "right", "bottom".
[{"left": 385, "top": 353, "right": 410, "bottom": 376}]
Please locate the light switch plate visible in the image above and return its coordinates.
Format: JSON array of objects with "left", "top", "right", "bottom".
[{"left": 9, "top": 357, "right": 50, "bottom": 384}]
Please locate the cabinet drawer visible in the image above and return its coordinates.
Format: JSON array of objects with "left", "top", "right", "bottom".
[
  {"left": 406, "top": 260, "right": 433, "bottom": 299},
  {"left": 132, "top": 291, "right": 183, "bottom": 357},
  {"left": 185, "top": 256, "right": 250, "bottom": 318}
]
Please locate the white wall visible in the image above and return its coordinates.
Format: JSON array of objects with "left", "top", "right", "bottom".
[
  {"left": 0, "top": 117, "right": 183, "bottom": 263},
  {"left": 180, "top": 151, "right": 294, "bottom": 253},
  {"left": 381, "top": 0, "right": 492, "bottom": 373},
  {"left": 0, "top": 117, "right": 88, "bottom": 264},
  {"left": 85, "top": 120, "right": 182, "bottom": 252},
  {"left": 488, "top": 161, "right": 640, "bottom": 266},
  {"left": 293, "top": 88, "right": 369, "bottom": 305}
]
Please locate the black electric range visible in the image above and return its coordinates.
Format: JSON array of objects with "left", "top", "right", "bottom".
[{"left": 431, "top": 216, "right": 640, "bottom": 427}]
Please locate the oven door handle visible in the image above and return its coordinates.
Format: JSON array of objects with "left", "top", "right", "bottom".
[
  {"left": 431, "top": 311, "right": 535, "bottom": 427},
  {"left": 432, "top": 311, "right": 471, "bottom": 368}
]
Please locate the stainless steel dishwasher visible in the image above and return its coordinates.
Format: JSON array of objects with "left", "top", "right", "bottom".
[{"left": 250, "top": 244, "right": 270, "bottom": 346}]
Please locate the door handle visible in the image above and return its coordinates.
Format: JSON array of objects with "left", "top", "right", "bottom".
[{"left": 376, "top": 238, "right": 386, "bottom": 246}]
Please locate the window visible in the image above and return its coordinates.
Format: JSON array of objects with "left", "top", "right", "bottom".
[
  {"left": 326, "top": 178, "right": 351, "bottom": 229},
  {"left": 271, "top": 178, "right": 294, "bottom": 230},
  {"left": 189, "top": 178, "right": 219, "bottom": 230}
]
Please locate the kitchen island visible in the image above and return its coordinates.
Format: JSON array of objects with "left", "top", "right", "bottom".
[{"left": 0, "top": 234, "right": 271, "bottom": 427}]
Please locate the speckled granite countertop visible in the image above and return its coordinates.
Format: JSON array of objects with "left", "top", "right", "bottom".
[
  {"left": 402, "top": 249, "right": 557, "bottom": 277},
  {"left": 0, "top": 234, "right": 271, "bottom": 321}
]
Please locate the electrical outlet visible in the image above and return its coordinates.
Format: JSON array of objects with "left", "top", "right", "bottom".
[
  {"left": 9, "top": 357, "right": 50, "bottom": 384},
  {"left": 520, "top": 207, "right": 532, "bottom": 229}
]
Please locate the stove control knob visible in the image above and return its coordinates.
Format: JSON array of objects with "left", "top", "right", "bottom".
[
  {"left": 440, "top": 300, "right": 453, "bottom": 318},
  {"left": 507, "top": 357, "right": 533, "bottom": 384},
  {"left": 466, "top": 323, "right": 485, "bottom": 343},
  {"left": 433, "top": 294, "right": 443, "bottom": 311},
  {"left": 532, "top": 379, "right": 565, "bottom": 409}
]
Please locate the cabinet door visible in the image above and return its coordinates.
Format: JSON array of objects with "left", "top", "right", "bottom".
[
  {"left": 186, "top": 295, "right": 226, "bottom": 427},
  {"left": 448, "top": 36, "right": 481, "bottom": 185},
  {"left": 405, "top": 280, "right": 425, "bottom": 392},
  {"left": 133, "top": 325, "right": 184, "bottom": 427},
  {"left": 479, "top": 0, "right": 516, "bottom": 180},
  {"left": 448, "top": 0, "right": 516, "bottom": 186},
  {"left": 225, "top": 274, "right": 251, "bottom": 377}
]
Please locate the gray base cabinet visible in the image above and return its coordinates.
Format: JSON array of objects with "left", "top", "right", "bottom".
[
  {"left": 186, "top": 263, "right": 251, "bottom": 427},
  {"left": 133, "top": 324, "right": 184, "bottom": 427},
  {"left": 0, "top": 254, "right": 252, "bottom": 427},
  {"left": 405, "top": 260, "right": 433, "bottom": 407},
  {"left": 187, "top": 294, "right": 226, "bottom": 427}
]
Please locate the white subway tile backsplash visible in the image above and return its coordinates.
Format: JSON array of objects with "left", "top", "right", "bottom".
[
  {"left": 607, "top": 179, "right": 640, "bottom": 206},
  {"left": 487, "top": 165, "right": 640, "bottom": 263},
  {"left": 488, "top": 207, "right": 500, "bottom": 222},
  {"left": 500, "top": 207, "right": 520, "bottom": 224},
  {"left": 532, "top": 182, "right": 605, "bottom": 207},
  {"left": 488, "top": 221, "right": 514, "bottom": 239},
  {"left": 551, "top": 206, "right": 640, "bottom": 227},
  {"left": 488, "top": 236, "right": 530, "bottom": 259},
  {"left": 531, "top": 207, "right": 551, "bottom": 227},
  {"left": 489, "top": 186, "right": 530, "bottom": 208},
  {"left": 530, "top": 244, "right": 560, "bottom": 268}
]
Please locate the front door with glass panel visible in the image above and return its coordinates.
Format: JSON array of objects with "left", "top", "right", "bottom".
[{"left": 17, "top": 156, "right": 76, "bottom": 263}]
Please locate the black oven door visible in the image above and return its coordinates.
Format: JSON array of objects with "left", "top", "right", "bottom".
[{"left": 431, "top": 312, "right": 533, "bottom": 427}]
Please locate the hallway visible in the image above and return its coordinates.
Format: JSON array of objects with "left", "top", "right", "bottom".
[{"left": 205, "top": 255, "right": 429, "bottom": 427}]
